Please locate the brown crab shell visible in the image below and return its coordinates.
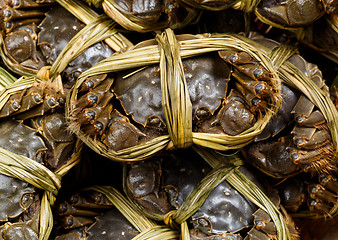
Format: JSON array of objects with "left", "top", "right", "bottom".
[{"left": 255, "top": 0, "right": 324, "bottom": 29}]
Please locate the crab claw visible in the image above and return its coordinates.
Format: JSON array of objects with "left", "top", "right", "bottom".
[{"left": 252, "top": 209, "right": 276, "bottom": 235}]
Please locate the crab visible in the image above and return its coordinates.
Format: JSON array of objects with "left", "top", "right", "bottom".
[
  {"left": 54, "top": 190, "right": 139, "bottom": 239},
  {"left": 70, "top": 45, "right": 278, "bottom": 154},
  {"left": 83, "top": 0, "right": 201, "bottom": 32},
  {"left": 275, "top": 168, "right": 338, "bottom": 216},
  {"left": 0, "top": 0, "right": 53, "bottom": 73},
  {"left": 254, "top": 0, "right": 325, "bottom": 29},
  {"left": 125, "top": 148, "right": 298, "bottom": 239},
  {"left": 241, "top": 35, "right": 336, "bottom": 180},
  {"left": 0, "top": 3, "right": 115, "bottom": 82},
  {"left": 37, "top": 5, "right": 115, "bottom": 85}
]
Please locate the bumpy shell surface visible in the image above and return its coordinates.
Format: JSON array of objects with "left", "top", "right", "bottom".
[
  {"left": 0, "top": 120, "right": 42, "bottom": 221},
  {"left": 114, "top": 52, "right": 230, "bottom": 127},
  {"left": 38, "top": 6, "right": 114, "bottom": 82},
  {"left": 87, "top": 209, "right": 139, "bottom": 239}
]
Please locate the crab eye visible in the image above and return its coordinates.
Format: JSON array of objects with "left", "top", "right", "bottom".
[
  {"left": 33, "top": 93, "right": 43, "bottom": 103},
  {"left": 11, "top": 100, "right": 20, "bottom": 110},
  {"left": 87, "top": 94, "right": 98, "bottom": 104},
  {"left": 85, "top": 110, "right": 96, "bottom": 121},
  {"left": 229, "top": 54, "right": 238, "bottom": 63},
  {"left": 47, "top": 96, "right": 57, "bottom": 107},
  {"left": 254, "top": 68, "right": 263, "bottom": 79},
  {"left": 3, "top": 10, "right": 11, "bottom": 18},
  {"left": 94, "top": 121, "right": 103, "bottom": 132}
]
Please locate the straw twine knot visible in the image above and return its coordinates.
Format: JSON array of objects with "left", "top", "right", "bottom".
[
  {"left": 36, "top": 66, "right": 52, "bottom": 81},
  {"left": 164, "top": 210, "right": 179, "bottom": 229}
]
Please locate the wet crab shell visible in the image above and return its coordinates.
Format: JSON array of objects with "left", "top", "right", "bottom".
[
  {"left": 90, "top": 0, "right": 201, "bottom": 32},
  {"left": 0, "top": 222, "right": 39, "bottom": 240},
  {"left": 254, "top": 0, "right": 325, "bottom": 29},
  {"left": 38, "top": 5, "right": 114, "bottom": 84},
  {"left": 0, "top": 120, "right": 42, "bottom": 222},
  {"left": 243, "top": 35, "right": 337, "bottom": 177},
  {"left": 125, "top": 148, "right": 281, "bottom": 238},
  {"left": 0, "top": 0, "right": 53, "bottom": 74},
  {"left": 86, "top": 209, "right": 139, "bottom": 239},
  {"left": 70, "top": 38, "right": 279, "bottom": 155}
]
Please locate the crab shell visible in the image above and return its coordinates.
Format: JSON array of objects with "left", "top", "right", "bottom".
[
  {"left": 126, "top": 148, "right": 280, "bottom": 238},
  {"left": 276, "top": 169, "right": 338, "bottom": 215},
  {"left": 0, "top": 119, "right": 43, "bottom": 222},
  {"left": 86, "top": 209, "right": 139, "bottom": 239},
  {"left": 99, "top": 0, "right": 200, "bottom": 32},
  {"left": 38, "top": 5, "right": 114, "bottom": 84},
  {"left": 71, "top": 40, "right": 281, "bottom": 154},
  {"left": 55, "top": 210, "right": 139, "bottom": 239},
  {"left": 243, "top": 35, "right": 336, "bottom": 177},
  {"left": 0, "top": 222, "right": 39, "bottom": 239},
  {"left": 114, "top": 52, "right": 230, "bottom": 129},
  {"left": 255, "top": 0, "right": 324, "bottom": 29}
]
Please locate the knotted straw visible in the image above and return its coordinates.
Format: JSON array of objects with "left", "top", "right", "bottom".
[{"left": 67, "top": 28, "right": 282, "bottom": 162}]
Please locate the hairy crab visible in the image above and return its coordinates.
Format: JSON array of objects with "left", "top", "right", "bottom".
[
  {"left": 0, "top": 0, "right": 53, "bottom": 73},
  {"left": 0, "top": 2, "right": 115, "bottom": 80},
  {"left": 37, "top": 5, "right": 114, "bottom": 85},
  {"left": 81, "top": 0, "right": 201, "bottom": 32},
  {"left": 275, "top": 169, "right": 338, "bottom": 216},
  {"left": 242, "top": 34, "right": 337, "bottom": 178},
  {"left": 68, "top": 31, "right": 281, "bottom": 161},
  {"left": 124, "top": 148, "right": 297, "bottom": 239},
  {"left": 0, "top": 114, "right": 70, "bottom": 238}
]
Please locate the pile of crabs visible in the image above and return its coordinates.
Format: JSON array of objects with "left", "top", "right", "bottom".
[{"left": 0, "top": 0, "right": 337, "bottom": 238}]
